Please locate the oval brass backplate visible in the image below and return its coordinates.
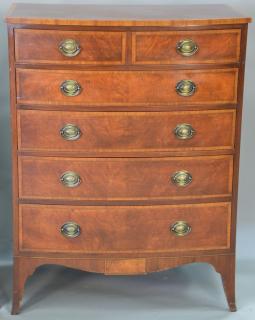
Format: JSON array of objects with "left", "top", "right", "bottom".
[
  {"left": 176, "top": 80, "right": 196, "bottom": 97},
  {"left": 174, "top": 124, "right": 195, "bottom": 140},
  {"left": 171, "top": 170, "right": 192, "bottom": 187},
  {"left": 60, "top": 124, "right": 81, "bottom": 141},
  {"left": 176, "top": 39, "right": 198, "bottom": 56},
  {"left": 60, "top": 80, "right": 81, "bottom": 97},
  {"left": 170, "top": 221, "right": 191, "bottom": 237},
  {"left": 61, "top": 222, "right": 81, "bottom": 238},
  {"left": 60, "top": 171, "right": 81, "bottom": 188},
  {"left": 59, "top": 39, "right": 81, "bottom": 57}
]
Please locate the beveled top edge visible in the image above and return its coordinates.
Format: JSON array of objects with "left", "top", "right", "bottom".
[{"left": 5, "top": 3, "right": 252, "bottom": 27}]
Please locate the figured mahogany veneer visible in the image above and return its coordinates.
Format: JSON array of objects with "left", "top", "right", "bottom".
[
  {"left": 6, "top": 3, "right": 251, "bottom": 315},
  {"left": 15, "top": 30, "right": 127, "bottom": 65},
  {"left": 17, "top": 109, "right": 236, "bottom": 154},
  {"left": 19, "top": 203, "right": 231, "bottom": 253},
  {"left": 133, "top": 29, "right": 241, "bottom": 65},
  {"left": 16, "top": 68, "right": 238, "bottom": 106},
  {"left": 6, "top": 4, "right": 251, "bottom": 27},
  {"left": 15, "top": 29, "right": 240, "bottom": 66},
  {"left": 18, "top": 155, "right": 233, "bottom": 201}
]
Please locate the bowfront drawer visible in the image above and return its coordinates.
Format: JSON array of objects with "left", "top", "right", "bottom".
[
  {"left": 18, "top": 109, "right": 236, "bottom": 153},
  {"left": 19, "top": 202, "right": 231, "bottom": 253},
  {"left": 16, "top": 68, "right": 238, "bottom": 106},
  {"left": 15, "top": 29, "right": 126, "bottom": 65},
  {"left": 132, "top": 29, "right": 241, "bottom": 65},
  {"left": 18, "top": 155, "right": 233, "bottom": 201}
]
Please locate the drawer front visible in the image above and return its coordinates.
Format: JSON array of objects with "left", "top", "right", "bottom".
[
  {"left": 19, "top": 202, "right": 231, "bottom": 253},
  {"left": 18, "top": 109, "right": 236, "bottom": 153},
  {"left": 132, "top": 29, "right": 241, "bottom": 65},
  {"left": 19, "top": 156, "right": 233, "bottom": 201},
  {"left": 15, "top": 29, "right": 126, "bottom": 65},
  {"left": 16, "top": 69, "right": 238, "bottom": 106}
]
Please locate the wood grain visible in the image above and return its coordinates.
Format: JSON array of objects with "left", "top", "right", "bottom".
[
  {"left": 17, "top": 109, "right": 236, "bottom": 154},
  {"left": 133, "top": 29, "right": 241, "bottom": 65},
  {"left": 5, "top": 4, "right": 251, "bottom": 27},
  {"left": 16, "top": 68, "right": 238, "bottom": 106},
  {"left": 18, "top": 155, "right": 233, "bottom": 201},
  {"left": 19, "top": 202, "right": 231, "bottom": 253},
  {"left": 11, "top": 254, "right": 236, "bottom": 314},
  {"left": 228, "top": 24, "right": 248, "bottom": 256},
  {"left": 15, "top": 29, "right": 126, "bottom": 65}
]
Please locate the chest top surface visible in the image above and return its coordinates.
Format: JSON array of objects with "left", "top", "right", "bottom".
[{"left": 6, "top": 3, "right": 251, "bottom": 27}]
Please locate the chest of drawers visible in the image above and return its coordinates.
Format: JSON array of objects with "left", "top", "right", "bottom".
[{"left": 6, "top": 3, "right": 251, "bottom": 314}]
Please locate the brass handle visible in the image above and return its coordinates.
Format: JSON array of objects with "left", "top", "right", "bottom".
[
  {"left": 60, "top": 80, "right": 81, "bottom": 97},
  {"left": 60, "top": 171, "right": 81, "bottom": 188},
  {"left": 59, "top": 39, "right": 81, "bottom": 57},
  {"left": 171, "top": 170, "right": 192, "bottom": 187},
  {"left": 60, "top": 124, "right": 81, "bottom": 141},
  {"left": 174, "top": 124, "right": 195, "bottom": 140},
  {"left": 176, "top": 39, "right": 198, "bottom": 56},
  {"left": 61, "top": 222, "right": 81, "bottom": 238},
  {"left": 176, "top": 80, "right": 196, "bottom": 97},
  {"left": 170, "top": 221, "right": 191, "bottom": 237}
]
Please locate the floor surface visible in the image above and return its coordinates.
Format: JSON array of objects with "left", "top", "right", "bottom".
[{"left": 0, "top": 259, "right": 254, "bottom": 319}]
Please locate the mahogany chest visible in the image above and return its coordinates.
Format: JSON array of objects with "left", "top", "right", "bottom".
[{"left": 6, "top": 3, "right": 251, "bottom": 314}]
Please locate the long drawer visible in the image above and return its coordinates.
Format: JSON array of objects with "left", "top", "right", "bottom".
[
  {"left": 19, "top": 202, "right": 231, "bottom": 253},
  {"left": 17, "top": 109, "right": 236, "bottom": 153},
  {"left": 18, "top": 155, "right": 233, "bottom": 201},
  {"left": 15, "top": 29, "right": 126, "bottom": 65},
  {"left": 16, "top": 68, "right": 238, "bottom": 106}
]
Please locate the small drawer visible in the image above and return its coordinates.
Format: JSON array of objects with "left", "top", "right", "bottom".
[
  {"left": 19, "top": 202, "right": 231, "bottom": 253},
  {"left": 132, "top": 29, "right": 241, "bottom": 65},
  {"left": 18, "top": 155, "right": 233, "bottom": 201},
  {"left": 17, "top": 109, "right": 236, "bottom": 154},
  {"left": 16, "top": 68, "right": 238, "bottom": 107},
  {"left": 15, "top": 29, "right": 126, "bottom": 65}
]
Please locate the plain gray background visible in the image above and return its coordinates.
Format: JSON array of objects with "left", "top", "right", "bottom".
[{"left": 0, "top": 0, "right": 255, "bottom": 318}]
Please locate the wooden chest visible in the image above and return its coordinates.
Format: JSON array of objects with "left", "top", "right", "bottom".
[{"left": 6, "top": 3, "right": 251, "bottom": 314}]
